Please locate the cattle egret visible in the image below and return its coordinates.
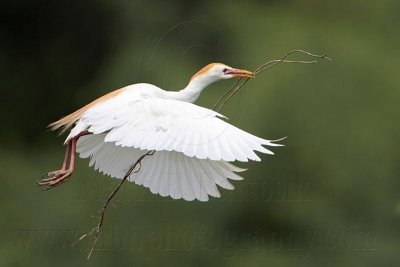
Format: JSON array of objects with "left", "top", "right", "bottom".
[{"left": 39, "top": 63, "right": 282, "bottom": 201}]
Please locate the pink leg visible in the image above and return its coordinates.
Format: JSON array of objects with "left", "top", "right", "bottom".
[
  {"left": 38, "top": 131, "right": 90, "bottom": 190},
  {"left": 69, "top": 137, "right": 77, "bottom": 172},
  {"left": 61, "top": 142, "right": 71, "bottom": 170}
]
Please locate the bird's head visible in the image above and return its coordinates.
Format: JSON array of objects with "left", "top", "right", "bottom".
[
  {"left": 179, "top": 63, "right": 255, "bottom": 103},
  {"left": 190, "top": 63, "right": 255, "bottom": 82}
]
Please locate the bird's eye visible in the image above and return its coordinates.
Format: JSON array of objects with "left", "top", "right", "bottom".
[{"left": 223, "top": 68, "right": 228, "bottom": 74}]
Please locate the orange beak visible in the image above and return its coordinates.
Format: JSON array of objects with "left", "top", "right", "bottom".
[{"left": 225, "top": 68, "right": 255, "bottom": 78}]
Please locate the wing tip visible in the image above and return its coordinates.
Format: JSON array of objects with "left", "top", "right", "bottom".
[{"left": 268, "top": 136, "right": 287, "bottom": 146}]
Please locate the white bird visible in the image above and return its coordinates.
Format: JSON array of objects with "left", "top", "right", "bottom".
[{"left": 39, "top": 63, "right": 282, "bottom": 201}]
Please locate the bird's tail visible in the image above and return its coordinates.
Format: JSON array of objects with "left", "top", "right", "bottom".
[
  {"left": 48, "top": 108, "right": 86, "bottom": 134},
  {"left": 48, "top": 87, "right": 126, "bottom": 134}
]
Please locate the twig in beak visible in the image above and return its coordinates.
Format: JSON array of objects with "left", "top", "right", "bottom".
[{"left": 213, "top": 50, "right": 331, "bottom": 112}]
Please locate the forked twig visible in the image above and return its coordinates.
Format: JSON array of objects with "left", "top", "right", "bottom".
[
  {"left": 78, "top": 150, "right": 155, "bottom": 260},
  {"left": 213, "top": 50, "right": 331, "bottom": 112}
]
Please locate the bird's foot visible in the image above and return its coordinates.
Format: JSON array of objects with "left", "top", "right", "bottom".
[{"left": 36, "top": 170, "right": 72, "bottom": 190}]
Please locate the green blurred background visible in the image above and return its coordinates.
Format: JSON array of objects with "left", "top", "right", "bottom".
[{"left": 1, "top": 0, "right": 399, "bottom": 266}]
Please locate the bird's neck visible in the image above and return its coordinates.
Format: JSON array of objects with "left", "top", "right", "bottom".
[{"left": 165, "top": 75, "right": 218, "bottom": 103}]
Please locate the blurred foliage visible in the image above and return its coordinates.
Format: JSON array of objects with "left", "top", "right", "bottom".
[{"left": 1, "top": 0, "right": 400, "bottom": 266}]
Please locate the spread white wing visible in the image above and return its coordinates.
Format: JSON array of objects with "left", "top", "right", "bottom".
[
  {"left": 77, "top": 133, "right": 245, "bottom": 201},
  {"left": 68, "top": 84, "right": 282, "bottom": 201},
  {"left": 68, "top": 84, "right": 282, "bottom": 162}
]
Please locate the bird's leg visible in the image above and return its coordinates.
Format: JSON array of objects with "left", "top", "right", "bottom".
[
  {"left": 37, "top": 131, "right": 90, "bottom": 190},
  {"left": 40, "top": 142, "right": 71, "bottom": 182}
]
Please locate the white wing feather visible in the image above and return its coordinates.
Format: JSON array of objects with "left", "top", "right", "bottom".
[
  {"left": 68, "top": 84, "right": 282, "bottom": 162},
  {"left": 77, "top": 134, "right": 246, "bottom": 201}
]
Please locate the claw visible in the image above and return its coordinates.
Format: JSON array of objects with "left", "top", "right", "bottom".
[
  {"left": 38, "top": 135, "right": 82, "bottom": 191},
  {"left": 40, "top": 173, "right": 54, "bottom": 181},
  {"left": 36, "top": 169, "right": 72, "bottom": 190}
]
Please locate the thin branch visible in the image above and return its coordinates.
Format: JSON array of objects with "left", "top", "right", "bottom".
[
  {"left": 214, "top": 78, "right": 250, "bottom": 113},
  {"left": 212, "top": 78, "right": 243, "bottom": 111},
  {"left": 254, "top": 49, "right": 331, "bottom": 74},
  {"left": 78, "top": 150, "right": 155, "bottom": 260},
  {"left": 213, "top": 50, "right": 331, "bottom": 112}
]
